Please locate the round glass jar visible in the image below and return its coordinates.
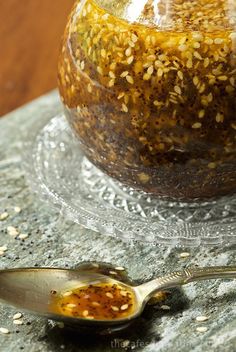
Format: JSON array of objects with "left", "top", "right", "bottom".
[{"left": 58, "top": 0, "right": 236, "bottom": 201}]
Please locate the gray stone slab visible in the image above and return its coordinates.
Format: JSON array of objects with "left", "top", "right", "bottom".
[{"left": 0, "top": 91, "right": 235, "bottom": 352}]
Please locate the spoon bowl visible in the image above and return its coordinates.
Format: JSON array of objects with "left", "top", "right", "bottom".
[{"left": 0, "top": 268, "right": 141, "bottom": 326}]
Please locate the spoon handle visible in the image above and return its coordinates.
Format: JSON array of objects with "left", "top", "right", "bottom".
[{"left": 139, "top": 266, "right": 236, "bottom": 297}]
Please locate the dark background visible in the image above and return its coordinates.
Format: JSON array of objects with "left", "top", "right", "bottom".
[{"left": 0, "top": 0, "right": 75, "bottom": 116}]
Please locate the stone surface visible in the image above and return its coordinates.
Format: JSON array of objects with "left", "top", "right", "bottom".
[{"left": 0, "top": 90, "right": 236, "bottom": 352}]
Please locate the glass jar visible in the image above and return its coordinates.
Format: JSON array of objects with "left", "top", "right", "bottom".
[{"left": 58, "top": 0, "right": 236, "bottom": 201}]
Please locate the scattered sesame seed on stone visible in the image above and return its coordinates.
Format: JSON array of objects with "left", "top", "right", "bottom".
[
  {"left": 13, "top": 320, "right": 23, "bottom": 325},
  {"left": 196, "top": 316, "right": 209, "bottom": 322},
  {"left": 0, "top": 327, "right": 10, "bottom": 334},
  {"left": 196, "top": 326, "right": 208, "bottom": 333},
  {"left": 179, "top": 252, "right": 190, "bottom": 258},
  {"left": 0, "top": 212, "right": 9, "bottom": 221},
  {"left": 160, "top": 305, "right": 171, "bottom": 310},
  {"left": 13, "top": 313, "right": 22, "bottom": 320}
]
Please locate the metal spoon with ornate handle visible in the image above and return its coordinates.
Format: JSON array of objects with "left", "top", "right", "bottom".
[{"left": 0, "top": 266, "right": 235, "bottom": 327}]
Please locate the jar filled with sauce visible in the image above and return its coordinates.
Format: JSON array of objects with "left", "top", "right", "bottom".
[{"left": 58, "top": 0, "right": 236, "bottom": 200}]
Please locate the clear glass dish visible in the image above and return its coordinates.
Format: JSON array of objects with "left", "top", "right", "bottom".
[
  {"left": 58, "top": 0, "right": 236, "bottom": 201},
  {"left": 23, "top": 114, "right": 236, "bottom": 246}
]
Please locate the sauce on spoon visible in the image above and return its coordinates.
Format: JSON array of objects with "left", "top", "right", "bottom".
[{"left": 50, "top": 282, "right": 136, "bottom": 320}]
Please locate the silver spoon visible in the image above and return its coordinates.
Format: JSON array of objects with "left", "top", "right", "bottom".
[{"left": 0, "top": 266, "right": 235, "bottom": 327}]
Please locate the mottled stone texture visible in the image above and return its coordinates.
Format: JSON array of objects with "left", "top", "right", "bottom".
[{"left": 0, "top": 91, "right": 235, "bottom": 352}]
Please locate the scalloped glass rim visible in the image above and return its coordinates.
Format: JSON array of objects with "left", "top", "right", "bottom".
[{"left": 22, "top": 114, "right": 236, "bottom": 246}]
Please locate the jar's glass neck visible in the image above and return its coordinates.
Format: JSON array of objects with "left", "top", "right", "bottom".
[{"left": 93, "top": 0, "right": 236, "bottom": 31}]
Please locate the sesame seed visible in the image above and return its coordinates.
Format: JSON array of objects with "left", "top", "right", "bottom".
[
  {"left": 226, "top": 85, "right": 234, "bottom": 93},
  {"left": 192, "top": 33, "right": 203, "bottom": 41},
  {"left": 194, "top": 51, "right": 202, "bottom": 60},
  {"left": 14, "top": 207, "right": 21, "bottom": 213},
  {"left": 214, "top": 38, "right": 224, "bottom": 44},
  {"left": 87, "top": 83, "right": 92, "bottom": 93},
  {"left": 125, "top": 47, "right": 132, "bottom": 57},
  {"left": 208, "top": 162, "right": 216, "bottom": 169},
  {"left": 110, "top": 271, "right": 118, "bottom": 276},
  {"left": 127, "top": 55, "right": 134, "bottom": 65},
  {"left": 230, "top": 77, "right": 235, "bottom": 86},
  {"left": 120, "top": 290, "right": 128, "bottom": 297},
  {"left": 0, "top": 327, "right": 10, "bottom": 334},
  {"left": 86, "top": 315, "right": 94, "bottom": 319},
  {"left": 207, "top": 93, "right": 213, "bottom": 102},
  {"left": 205, "top": 38, "right": 213, "bottom": 45},
  {"left": 97, "top": 66, "right": 103, "bottom": 75},
  {"left": 178, "top": 44, "right": 188, "bottom": 51},
  {"left": 177, "top": 71, "right": 183, "bottom": 80},
  {"left": 193, "top": 76, "right": 199, "bottom": 86},
  {"left": 121, "top": 304, "right": 129, "bottom": 311},
  {"left": 82, "top": 310, "right": 89, "bottom": 317},
  {"left": 216, "top": 113, "right": 224, "bottom": 123},
  {"left": 126, "top": 75, "right": 134, "bottom": 84},
  {"left": 87, "top": 4, "right": 91, "bottom": 13},
  {"left": 106, "top": 292, "right": 114, "bottom": 299},
  {"left": 198, "top": 110, "right": 205, "bottom": 118},
  {"left": 92, "top": 301, "right": 101, "bottom": 307},
  {"left": 108, "top": 79, "right": 115, "bottom": 87},
  {"left": 157, "top": 68, "right": 163, "bottom": 77},
  {"left": 0, "top": 245, "right": 7, "bottom": 252},
  {"left": 110, "top": 62, "right": 116, "bottom": 70},
  {"left": 13, "top": 313, "right": 22, "bottom": 320},
  {"left": 196, "top": 326, "right": 208, "bottom": 333},
  {"left": 229, "top": 32, "right": 236, "bottom": 41},
  {"left": 102, "top": 13, "right": 109, "bottom": 20},
  {"left": 63, "top": 291, "right": 72, "bottom": 297},
  {"left": 131, "top": 33, "right": 138, "bottom": 42},
  {"left": 218, "top": 75, "right": 228, "bottom": 81},
  {"left": 120, "top": 71, "right": 129, "bottom": 78},
  {"left": 186, "top": 59, "right": 193, "bottom": 68},
  {"left": 138, "top": 172, "right": 150, "bottom": 183},
  {"left": 115, "top": 266, "right": 125, "bottom": 271},
  {"left": 122, "top": 104, "right": 128, "bottom": 113},
  {"left": 80, "top": 61, "right": 85, "bottom": 70},
  {"left": 231, "top": 123, "right": 236, "bottom": 130},
  {"left": 101, "top": 49, "right": 106, "bottom": 58},
  {"left": 204, "top": 58, "right": 210, "bottom": 68},
  {"left": 109, "top": 71, "right": 115, "bottom": 79},
  {"left": 111, "top": 306, "right": 119, "bottom": 312},
  {"left": 0, "top": 212, "right": 9, "bottom": 221},
  {"left": 193, "top": 42, "right": 201, "bottom": 49},
  {"left": 199, "top": 83, "right": 206, "bottom": 94},
  {"left": 196, "top": 316, "right": 209, "bottom": 322},
  {"left": 147, "top": 55, "right": 156, "bottom": 61},
  {"left": 192, "top": 122, "right": 202, "bottom": 129},
  {"left": 18, "top": 234, "right": 28, "bottom": 240},
  {"left": 67, "top": 304, "right": 77, "bottom": 308},
  {"left": 143, "top": 73, "right": 151, "bottom": 80},
  {"left": 179, "top": 252, "right": 190, "bottom": 258},
  {"left": 13, "top": 320, "right": 23, "bottom": 325},
  {"left": 128, "top": 40, "right": 135, "bottom": 48},
  {"left": 7, "top": 226, "right": 19, "bottom": 237},
  {"left": 147, "top": 65, "right": 154, "bottom": 75},
  {"left": 160, "top": 305, "right": 171, "bottom": 310},
  {"left": 117, "top": 92, "right": 125, "bottom": 99},
  {"left": 174, "top": 86, "right": 182, "bottom": 95},
  {"left": 179, "top": 37, "right": 187, "bottom": 45}
]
